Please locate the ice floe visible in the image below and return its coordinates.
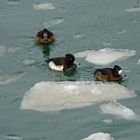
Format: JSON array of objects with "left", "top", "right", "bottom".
[
  {"left": 20, "top": 81, "right": 135, "bottom": 112},
  {"left": 7, "top": 47, "right": 21, "bottom": 53},
  {"left": 137, "top": 59, "right": 140, "bottom": 65},
  {"left": 7, "top": 0, "right": 20, "bottom": 5},
  {"left": 102, "top": 119, "right": 113, "bottom": 124},
  {"left": 33, "top": 2, "right": 55, "bottom": 10},
  {"left": 44, "top": 17, "right": 64, "bottom": 27},
  {"left": 74, "top": 48, "right": 136, "bottom": 65},
  {"left": 3, "top": 134, "right": 22, "bottom": 140},
  {"left": 125, "top": 7, "right": 140, "bottom": 12},
  {"left": 0, "top": 45, "right": 21, "bottom": 56},
  {"left": 81, "top": 132, "right": 115, "bottom": 140},
  {"left": 73, "top": 33, "right": 85, "bottom": 39},
  {"left": 22, "top": 59, "right": 36, "bottom": 66},
  {"left": 100, "top": 100, "right": 137, "bottom": 120},
  {"left": 0, "top": 45, "right": 7, "bottom": 56},
  {"left": 0, "top": 71, "right": 24, "bottom": 86}
]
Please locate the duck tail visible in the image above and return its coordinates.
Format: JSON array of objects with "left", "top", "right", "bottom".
[{"left": 45, "top": 57, "right": 50, "bottom": 63}]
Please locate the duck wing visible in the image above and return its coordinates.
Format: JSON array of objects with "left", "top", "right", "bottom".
[{"left": 46, "top": 57, "right": 65, "bottom": 65}]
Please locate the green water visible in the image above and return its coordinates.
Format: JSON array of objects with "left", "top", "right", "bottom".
[{"left": 0, "top": 0, "right": 140, "bottom": 140}]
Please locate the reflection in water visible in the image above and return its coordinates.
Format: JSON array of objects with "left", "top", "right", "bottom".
[{"left": 41, "top": 45, "right": 50, "bottom": 59}]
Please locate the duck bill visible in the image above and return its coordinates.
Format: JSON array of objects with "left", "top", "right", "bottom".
[{"left": 118, "top": 70, "right": 122, "bottom": 74}]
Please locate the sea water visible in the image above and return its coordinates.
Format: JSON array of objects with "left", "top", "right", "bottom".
[{"left": 0, "top": 0, "right": 140, "bottom": 140}]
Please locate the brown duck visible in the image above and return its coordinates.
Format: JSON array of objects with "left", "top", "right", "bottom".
[{"left": 94, "top": 65, "right": 123, "bottom": 81}]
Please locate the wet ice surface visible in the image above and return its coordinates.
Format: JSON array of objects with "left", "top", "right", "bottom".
[
  {"left": 20, "top": 81, "right": 135, "bottom": 112},
  {"left": 81, "top": 132, "right": 115, "bottom": 140},
  {"left": 74, "top": 48, "right": 136, "bottom": 65}
]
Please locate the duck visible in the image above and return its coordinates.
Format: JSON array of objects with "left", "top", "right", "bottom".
[
  {"left": 94, "top": 65, "right": 123, "bottom": 81},
  {"left": 45, "top": 54, "right": 77, "bottom": 72}
]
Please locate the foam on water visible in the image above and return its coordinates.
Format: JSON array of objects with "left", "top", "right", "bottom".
[
  {"left": 0, "top": 71, "right": 24, "bottom": 86},
  {"left": 100, "top": 100, "right": 137, "bottom": 120},
  {"left": 81, "top": 132, "right": 115, "bottom": 140},
  {"left": 20, "top": 81, "right": 135, "bottom": 112},
  {"left": 74, "top": 48, "right": 136, "bottom": 65},
  {"left": 33, "top": 2, "right": 55, "bottom": 10}
]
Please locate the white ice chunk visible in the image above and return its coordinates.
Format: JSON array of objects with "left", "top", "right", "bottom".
[
  {"left": 33, "top": 2, "right": 55, "bottom": 10},
  {"left": 75, "top": 48, "right": 136, "bottom": 65},
  {"left": 81, "top": 132, "right": 115, "bottom": 140},
  {"left": 100, "top": 100, "right": 137, "bottom": 120},
  {"left": 20, "top": 81, "right": 135, "bottom": 112}
]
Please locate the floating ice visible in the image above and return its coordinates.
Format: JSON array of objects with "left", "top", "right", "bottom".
[
  {"left": 0, "top": 71, "right": 24, "bottom": 86},
  {"left": 20, "top": 81, "right": 135, "bottom": 112},
  {"left": 102, "top": 119, "right": 113, "bottom": 124},
  {"left": 125, "top": 7, "right": 140, "bottom": 12},
  {"left": 44, "top": 17, "right": 64, "bottom": 27},
  {"left": 102, "top": 41, "right": 112, "bottom": 47},
  {"left": 7, "top": 0, "right": 20, "bottom": 5},
  {"left": 7, "top": 47, "right": 21, "bottom": 53},
  {"left": 73, "top": 33, "right": 84, "bottom": 39},
  {"left": 100, "top": 100, "right": 137, "bottom": 120},
  {"left": 137, "top": 59, "right": 140, "bottom": 65},
  {"left": 4, "top": 134, "right": 22, "bottom": 140},
  {"left": 0, "top": 45, "right": 21, "bottom": 56},
  {"left": 33, "top": 2, "right": 55, "bottom": 10},
  {"left": 22, "top": 59, "right": 36, "bottom": 66},
  {"left": 74, "top": 48, "right": 136, "bottom": 65},
  {"left": 0, "top": 45, "right": 7, "bottom": 56},
  {"left": 81, "top": 132, "right": 115, "bottom": 140}
]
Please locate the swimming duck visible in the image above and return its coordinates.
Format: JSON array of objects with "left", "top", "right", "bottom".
[
  {"left": 45, "top": 54, "right": 77, "bottom": 72},
  {"left": 94, "top": 65, "right": 123, "bottom": 81}
]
